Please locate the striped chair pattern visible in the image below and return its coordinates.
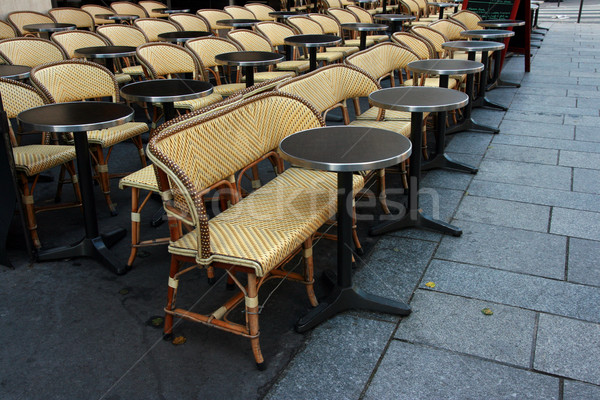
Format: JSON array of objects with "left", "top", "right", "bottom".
[{"left": 48, "top": 7, "right": 95, "bottom": 31}]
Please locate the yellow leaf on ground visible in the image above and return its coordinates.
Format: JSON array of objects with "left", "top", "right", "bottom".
[
  {"left": 172, "top": 336, "right": 187, "bottom": 345},
  {"left": 481, "top": 308, "right": 494, "bottom": 316},
  {"left": 425, "top": 281, "right": 436, "bottom": 288}
]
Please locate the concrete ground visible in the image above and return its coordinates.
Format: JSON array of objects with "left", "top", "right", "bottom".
[{"left": 1, "top": 2, "right": 600, "bottom": 398}]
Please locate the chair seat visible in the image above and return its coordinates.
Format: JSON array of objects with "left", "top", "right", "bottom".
[
  {"left": 174, "top": 93, "right": 224, "bottom": 111},
  {"left": 356, "top": 107, "right": 412, "bottom": 121},
  {"left": 450, "top": 52, "right": 485, "bottom": 62},
  {"left": 403, "top": 77, "right": 459, "bottom": 88},
  {"left": 277, "top": 167, "right": 364, "bottom": 194},
  {"left": 121, "top": 65, "right": 145, "bottom": 76},
  {"left": 367, "top": 34, "right": 389, "bottom": 43},
  {"left": 242, "top": 71, "right": 295, "bottom": 83},
  {"left": 12, "top": 144, "right": 76, "bottom": 176},
  {"left": 87, "top": 122, "right": 148, "bottom": 148},
  {"left": 115, "top": 73, "right": 132, "bottom": 84},
  {"left": 276, "top": 60, "right": 310, "bottom": 73},
  {"left": 119, "top": 164, "right": 158, "bottom": 191},
  {"left": 345, "top": 38, "right": 375, "bottom": 48},
  {"left": 325, "top": 46, "right": 359, "bottom": 56},
  {"left": 213, "top": 83, "right": 247, "bottom": 97},
  {"left": 349, "top": 118, "right": 412, "bottom": 137},
  {"left": 315, "top": 51, "right": 343, "bottom": 62},
  {"left": 169, "top": 169, "right": 340, "bottom": 276}
]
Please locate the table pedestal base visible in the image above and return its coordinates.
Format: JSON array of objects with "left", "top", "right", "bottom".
[
  {"left": 295, "top": 285, "right": 410, "bottom": 332},
  {"left": 447, "top": 116, "right": 500, "bottom": 134},
  {"left": 487, "top": 78, "right": 521, "bottom": 90},
  {"left": 472, "top": 95, "right": 508, "bottom": 111},
  {"left": 422, "top": 153, "right": 478, "bottom": 173},
  {"left": 37, "top": 228, "right": 128, "bottom": 274},
  {"left": 370, "top": 209, "right": 462, "bottom": 236}
]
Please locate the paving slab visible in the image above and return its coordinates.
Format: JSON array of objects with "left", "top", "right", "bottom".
[
  {"left": 435, "top": 220, "right": 566, "bottom": 279},
  {"left": 503, "top": 110, "right": 565, "bottom": 124},
  {"left": 568, "top": 238, "right": 600, "bottom": 287},
  {"left": 567, "top": 88, "right": 600, "bottom": 98},
  {"left": 505, "top": 103, "right": 598, "bottom": 117},
  {"left": 559, "top": 149, "right": 600, "bottom": 169},
  {"left": 485, "top": 143, "right": 560, "bottom": 165},
  {"left": 550, "top": 207, "right": 600, "bottom": 240},
  {"left": 421, "top": 260, "right": 600, "bottom": 323},
  {"left": 363, "top": 341, "right": 559, "bottom": 400},
  {"left": 572, "top": 168, "right": 600, "bottom": 194},
  {"left": 564, "top": 114, "right": 600, "bottom": 127},
  {"left": 395, "top": 290, "right": 536, "bottom": 367},
  {"left": 445, "top": 132, "right": 494, "bottom": 155},
  {"left": 563, "top": 380, "right": 600, "bottom": 399},
  {"left": 575, "top": 125, "right": 600, "bottom": 142},
  {"left": 498, "top": 120, "right": 574, "bottom": 141},
  {"left": 265, "top": 314, "right": 395, "bottom": 400},
  {"left": 494, "top": 133, "right": 600, "bottom": 153},
  {"left": 420, "top": 152, "right": 481, "bottom": 191},
  {"left": 476, "top": 159, "right": 572, "bottom": 190},
  {"left": 455, "top": 195, "right": 550, "bottom": 232},
  {"left": 576, "top": 97, "right": 600, "bottom": 109},
  {"left": 534, "top": 314, "right": 600, "bottom": 385}
]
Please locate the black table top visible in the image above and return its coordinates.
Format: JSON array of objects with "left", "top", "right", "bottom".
[
  {"left": 23, "top": 23, "right": 76, "bottom": 33},
  {"left": 442, "top": 40, "right": 505, "bottom": 52},
  {"left": 461, "top": 29, "right": 515, "bottom": 39},
  {"left": 74, "top": 46, "right": 137, "bottom": 59},
  {"left": 341, "top": 23, "right": 388, "bottom": 32},
  {"left": 216, "top": 19, "right": 260, "bottom": 28},
  {"left": 153, "top": 8, "right": 190, "bottom": 14},
  {"left": 477, "top": 19, "right": 526, "bottom": 28},
  {"left": 0, "top": 65, "right": 31, "bottom": 80},
  {"left": 120, "top": 79, "right": 213, "bottom": 103},
  {"left": 284, "top": 34, "right": 342, "bottom": 48},
  {"left": 18, "top": 101, "right": 133, "bottom": 133},
  {"left": 96, "top": 14, "right": 139, "bottom": 21},
  {"left": 407, "top": 59, "right": 484, "bottom": 75},
  {"left": 374, "top": 14, "right": 417, "bottom": 21},
  {"left": 269, "top": 11, "right": 304, "bottom": 17},
  {"left": 279, "top": 126, "right": 412, "bottom": 173},
  {"left": 215, "top": 51, "right": 284, "bottom": 67},
  {"left": 351, "top": 0, "right": 378, "bottom": 3},
  {"left": 158, "top": 31, "right": 212, "bottom": 42},
  {"left": 369, "top": 86, "right": 468, "bottom": 113}
]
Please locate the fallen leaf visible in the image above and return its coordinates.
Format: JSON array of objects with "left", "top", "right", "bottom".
[
  {"left": 425, "top": 281, "right": 436, "bottom": 288},
  {"left": 172, "top": 336, "right": 187, "bottom": 345},
  {"left": 393, "top": 247, "right": 399, "bottom": 252},
  {"left": 151, "top": 317, "right": 163, "bottom": 327},
  {"left": 481, "top": 308, "right": 493, "bottom": 316},
  {"left": 118, "top": 288, "right": 129, "bottom": 295}
]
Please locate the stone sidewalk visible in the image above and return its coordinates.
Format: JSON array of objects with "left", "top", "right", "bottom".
[{"left": 264, "top": 21, "right": 600, "bottom": 400}]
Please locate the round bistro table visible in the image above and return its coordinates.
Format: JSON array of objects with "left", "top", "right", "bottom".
[
  {"left": 74, "top": 45, "right": 136, "bottom": 73},
  {"left": 407, "top": 59, "right": 483, "bottom": 174},
  {"left": 216, "top": 19, "right": 261, "bottom": 29},
  {"left": 374, "top": 14, "right": 416, "bottom": 32},
  {"left": 279, "top": 125, "right": 412, "bottom": 332},
  {"left": 368, "top": 86, "right": 468, "bottom": 237},
  {"left": 18, "top": 101, "right": 134, "bottom": 275},
  {"left": 284, "top": 34, "right": 342, "bottom": 71},
  {"left": 157, "top": 31, "right": 212, "bottom": 43},
  {"left": 95, "top": 14, "right": 139, "bottom": 24},
  {"left": 215, "top": 51, "right": 284, "bottom": 87},
  {"left": 341, "top": 23, "right": 388, "bottom": 50},
  {"left": 0, "top": 65, "right": 31, "bottom": 80},
  {"left": 23, "top": 23, "right": 75, "bottom": 39},
  {"left": 426, "top": 2, "right": 456, "bottom": 19},
  {"left": 268, "top": 11, "right": 304, "bottom": 23}
]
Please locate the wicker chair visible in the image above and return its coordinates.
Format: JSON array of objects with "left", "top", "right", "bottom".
[
  {"left": 450, "top": 10, "right": 484, "bottom": 30},
  {"left": 135, "top": 42, "right": 224, "bottom": 114},
  {"left": 428, "top": 18, "right": 467, "bottom": 41},
  {"left": 275, "top": 64, "right": 412, "bottom": 213},
  {"left": 196, "top": 9, "right": 234, "bottom": 36},
  {"left": 30, "top": 60, "right": 149, "bottom": 215},
  {"left": 50, "top": 30, "right": 132, "bottom": 84},
  {"left": 148, "top": 91, "right": 355, "bottom": 368},
  {"left": 286, "top": 16, "right": 344, "bottom": 66},
  {"left": 139, "top": 1, "right": 169, "bottom": 18},
  {"left": 223, "top": 5, "right": 257, "bottom": 19},
  {"left": 345, "top": 5, "right": 390, "bottom": 43},
  {"left": 133, "top": 18, "right": 181, "bottom": 42},
  {"left": 168, "top": 13, "right": 210, "bottom": 32},
  {"left": 305, "top": 14, "right": 360, "bottom": 56},
  {"left": 110, "top": 2, "right": 148, "bottom": 19},
  {"left": 0, "top": 37, "right": 66, "bottom": 67},
  {"left": 7, "top": 11, "right": 55, "bottom": 37},
  {"left": 226, "top": 29, "right": 305, "bottom": 76},
  {"left": 0, "top": 78, "right": 81, "bottom": 249},
  {"left": 244, "top": 3, "right": 276, "bottom": 21},
  {"left": 391, "top": 31, "right": 436, "bottom": 59},
  {"left": 0, "top": 20, "right": 18, "bottom": 40},
  {"left": 96, "top": 24, "right": 148, "bottom": 78},
  {"left": 412, "top": 25, "right": 482, "bottom": 61},
  {"left": 81, "top": 5, "right": 116, "bottom": 26},
  {"left": 48, "top": 7, "right": 95, "bottom": 31}
]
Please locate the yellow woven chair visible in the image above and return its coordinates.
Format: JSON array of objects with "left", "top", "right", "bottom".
[
  {"left": 346, "top": 5, "right": 390, "bottom": 43},
  {"left": 0, "top": 20, "right": 18, "bottom": 40},
  {"left": 244, "top": 3, "right": 276, "bottom": 21},
  {"left": 226, "top": 29, "right": 306, "bottom": 76},
  {"left": 139, "top": 1, "right": 169, "bottom": 18},
  {"left": 196, "top": 9, "right": 234, "bottom": 36},
  {"left": 148, "top": 91, "right": 351, "bottom": 368},
  {"left": 133, "top": 17, "right": 181, "bottom": 42},
  {"left": 135, "top": 42, "right": 224, "bottom": 113},
  {"left": 323, "top": 0, "right": 343, "bottom": 9},
  {"left": 0, "top": 37, "right": 66, "bottom": 67},
  {"left": 81, "top": 5, "right": 116, "bottom": 26},
  {"left": 326, "top": 8, "right": 376, "bottom": 48},
  {"left": 50, "top": 29, "right": 132, "bottom": 84},
  {"left": 224, "top": 5, "right": 257, "bottom": 19},
  {"left": 48, "top": 7, "right": 95, "bottom": 32},
  {"left": 429, "top": 19, "right": 467, "bottom": 41},
  {"left": 450, "top": 10, "right": 484, "bottom": 30},
  {"left": 30, "top": 60, "right": 149, "bottom": 215},
  {"left": 96, "top": 24, "right": 148, "bottom": 77},
  {"left": 286, "top": 16, "right": 344, "bottom": 66},
  {"left": 413, "top": 25, "right": 483, "bottom": 61},
  {"left": 276, "top": 63, "right": 411, "bottom": 213},
  {"left": 110, "top": 1, "right": 149, "bottom": 19},
  {"left": 306, "top": 13, "right": 360, "bottom": 56},
  {"left": 168, "top": 13, "right": 210, "bottom": 32},
  {"left": 411, "top": 0, "right": 439, "bottom": 22},
  {"left": 7, "top": 11, "right": 55, "bottom": 37},
  {"left": 0, "top": 78, "right": 81, "bottom": 249},
  {"left": 391, "top": 31, "right": 435, "bottom": 59}
]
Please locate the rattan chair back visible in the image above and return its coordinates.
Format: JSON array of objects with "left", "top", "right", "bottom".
[
  {"left": 450, "top": 10, "right": 483, "bottom": 30},
  {"left": 391, "top": 32, "right": 435, "bottom": 59},
  {"left": 110, "top": 2, "right": 149, "bottom": 19},
  {"left": 48, "top": 7, "right": 95, "bottom": 31},
  {"left": 323, "top": 0, "right": 343, "bottom": 9},
  {"left": 327, "top": 7, "right": 359, "bottom": 25},
  {"left": 97, "top": 24, "right": 149, "bottom": 46},
  {"left": 345, "top": 42, "right": 419, "bottom": 84},
  {"left": 0, "top": 78, "right": 46, "bottom": 121},
  {"left": 255, "top": 21, "right": 298, "bottom": 47},
  {"left": 428, "top": 19, "right": 466, "bottom": 40},
  {"left": 346, "top": 5, "right": 374, "bottom": 23},
  {"left": 168, "top": 13, "right": 210, "bottom": 32},
  {"left": 223, "top": 6, "right": 257, "bottom": 20},
  {"left": 227, "top": 29, "right": 273, "bottom": 52},
  {"left": 0, "top": 37, "right": 66, "bottom": 67},
  {"left": 244, "top": 3, "right": 276, "bottom": 21},
  {"left": 81, "top": 5, "right": 115, "bottom": 26},
  {"left": 51, "top": 30, "right": 110, "bottom": 58},
  {"left": 30, "top": 59, "right": 119, "bottom": 103},
  {"left": 136, "top": 42, "right": 202, "bottom": 79},
  {"left": 411, "top": 25, "right": 448, "bottom": 57},
  {"left": 134, "top": 18, "right": 181, "bottom": 42},
  {"left": 307, "top": 13, "right": 343, "bottom": 36},
  {"left": 197, "top": 9, "right": 234, "bottom": 35},
  {"left": 7, "top": 11, "right": 56, "bottom": 36},
  {"left": 0, "top": 21, "right": 17, "bottom": 40},
  {"left": 286, "top": 16, "right": 325, "bottom": 35},
  {"left": 185, "top": 37, "right": 241, "bottom": 84},
  {"left": 139, "top": 1, "right": 169, "bottom": 18}
]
